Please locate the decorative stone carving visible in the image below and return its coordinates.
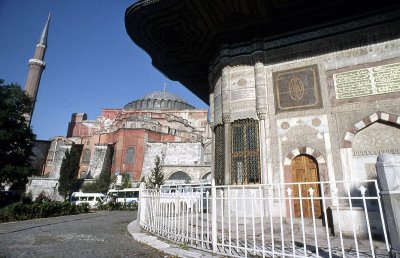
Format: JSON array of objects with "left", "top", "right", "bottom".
[
  {"left": 257, "top": 109, "right": 267, "bottom": 120},
  {"left": 312, "top": 118, "right": 321, "bottom": 127},
  {"left": 353, "top": 122, "right": 400, "bottom": 155},
  {"left": 222, "top": 114, "right": 232, "bottom": 123},
  {"left": 237, "top": 78, "right": 247, "bottom": 87},
  {"left": 285, "top": 125, "right": 319, "bottom": 143},
  {"left": 281, "top": 121, "right": 290, "bottom": 130}
]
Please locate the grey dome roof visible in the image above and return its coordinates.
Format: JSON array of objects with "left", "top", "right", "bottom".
[
  {"left": 140, "top": 91, "right": 186, "bottom": 103},
  {"left": 124, "top": 91, "right": 194, "bottom": 110}
]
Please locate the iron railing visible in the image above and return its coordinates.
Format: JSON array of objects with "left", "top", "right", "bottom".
[{"left": 138, "top": 180, "right": 390, "bottom": 257}]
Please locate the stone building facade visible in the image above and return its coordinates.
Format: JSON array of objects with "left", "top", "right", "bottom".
[
  {"left": 209, "top": 40, "right": 400, "bottom": 189},
  {"left": 124, "top": 0, "right": 400, "bottom": 230},
  {"left": 28, "top": 91, "right": 211, "bottom": 200}
]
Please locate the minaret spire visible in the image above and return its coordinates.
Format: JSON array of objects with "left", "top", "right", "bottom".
[
  {"left": 24, "top": 14, "right": 51, "bottom": 126},
  {"left": 38, "top": 13, "right": 50, "bottom": 46}
]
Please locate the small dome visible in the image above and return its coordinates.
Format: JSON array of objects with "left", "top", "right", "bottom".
[{"left": 124, "top": 91, "right": 194, "bottom": 110}]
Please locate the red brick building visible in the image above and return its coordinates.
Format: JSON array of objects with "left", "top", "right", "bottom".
[{"left": 40, "top": 90, "right": 211, "bottom": 184}]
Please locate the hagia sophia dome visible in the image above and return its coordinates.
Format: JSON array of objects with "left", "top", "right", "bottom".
[{"left": 124, "top": 90, "right": 194, "bottom": 110}]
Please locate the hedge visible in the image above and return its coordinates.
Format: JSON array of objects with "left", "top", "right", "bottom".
[
  {"left": 95, "top": 201, "right": 137, "bottom": 211},
  {"left": 0, "top": 202, "right": 89, "bottom": 223}
]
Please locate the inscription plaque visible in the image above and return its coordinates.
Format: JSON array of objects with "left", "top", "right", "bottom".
[
  {"left": 273, "top": 65, "right": 322, "bottom": 113},
  {"left": 333, "top": 62, "right": 400, "bottom": 99},
  {"left": 231, "top": 89, "right": 255, "bottom": 102}
]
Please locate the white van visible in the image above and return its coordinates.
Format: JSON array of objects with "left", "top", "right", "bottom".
[
  {"left": 107, "top": 188, "right": 140, "bottom": 203},
  {"left": 70, "top": 192, "right": 106, "bottom": 208}
]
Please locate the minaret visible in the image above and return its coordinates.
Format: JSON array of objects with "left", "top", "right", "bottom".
[{"left": 24, "top": 13, "right": 50, "bottom": 125}]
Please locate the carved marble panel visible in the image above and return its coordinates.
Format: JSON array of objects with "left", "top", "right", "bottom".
[{"left": 353, "top": 122, "right": 400, "bottom": 156}]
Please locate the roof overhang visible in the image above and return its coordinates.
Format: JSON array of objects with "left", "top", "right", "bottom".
[{"left": 125, "top": 0, "right": 400, "bottom": 104}]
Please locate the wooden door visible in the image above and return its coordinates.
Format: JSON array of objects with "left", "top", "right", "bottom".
[{"left": 291, "top": 155, "right": 322, "bottom": 218}]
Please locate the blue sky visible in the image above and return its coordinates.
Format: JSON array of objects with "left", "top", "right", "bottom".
[{"left": 0, "top": 0, "right": 209, "bottom": 140}]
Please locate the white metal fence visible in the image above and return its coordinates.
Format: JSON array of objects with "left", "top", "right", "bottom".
[{"left": 138, "top": 180, "right": 390, "bottom": 257}]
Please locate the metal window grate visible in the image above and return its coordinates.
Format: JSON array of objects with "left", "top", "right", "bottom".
[
  {"left": 231, "top": 119, "right": 260, "bottom": 184},
  {"left": 214, "top": 125, "right": 225, "bottom": 185}
]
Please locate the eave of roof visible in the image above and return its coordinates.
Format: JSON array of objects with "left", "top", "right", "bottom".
[{"left": 125, "top": 0, "right": 400, "bottom": 104}]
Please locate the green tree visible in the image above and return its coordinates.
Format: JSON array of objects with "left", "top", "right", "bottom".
[
  {"left": 121, "top": 173, "right": 132, "bottom": 189},
  {"left": 148, "top": 156, "right": 164, "bottom": 188},
  {"left": 0, "top": 79, "right": 35, "bottom": 189},
  {"left": 58, "top": 145, "right": 80, "bottom": 200},
  {"left": 136, "top": 175, "right": 146, "bottom": 188},
  {"left": 81, "top": 168, "right": 111, "bottom": 194}
]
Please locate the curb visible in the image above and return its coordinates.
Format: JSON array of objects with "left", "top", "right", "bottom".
[{"left": 127, "top": 220, "right": 220, "bottom": 258}]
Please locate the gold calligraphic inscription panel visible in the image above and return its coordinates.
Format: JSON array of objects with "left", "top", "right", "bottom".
[
  {"left": 273, "top": 64, "right": 322, "bottom": 113},
  {"left": 333, "top": 62, "right": 400, "bottom": 100}
]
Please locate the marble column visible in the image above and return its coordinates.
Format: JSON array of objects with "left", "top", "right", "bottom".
[
  {"left": 254, "top": 62, "right": 268, "bottom": 184},
  {"left": 257, "top": 111, "right": 268, "bottom": 184},
  {"left": 221, "top": 66, "right": 231, "bottom": 185},
  {"left": 210, "top": 92, "right": 216, "bottom": 180}
]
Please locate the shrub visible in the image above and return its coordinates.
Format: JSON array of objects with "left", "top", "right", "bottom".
[
  {"left": 35, "top": 191, "right": 49, "bottom": 203},
  {"left": 21, "top": 191, "right": 33, "bottom": 204},
  {"left": 95, "top": 201, "right": 137, "bottom": 211},
  {"left": 0, "top": 201, "right": 90, "bottom": 223}
]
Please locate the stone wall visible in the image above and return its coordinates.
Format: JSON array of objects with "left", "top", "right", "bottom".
[
  {"left": 88, "top": 144, "right": 113, "bottom": 178},
  {"left": 210, "top": 38, "right": 400, "bottom": 186},
  {"left": 48, "top": 145, "right": 72, "bottom": 179},
  {"left": 141, "top": 142, "right": 211, "bottom": 181},
  {"left": 26, "top": 178, "right": 63, "bottom": 201}
]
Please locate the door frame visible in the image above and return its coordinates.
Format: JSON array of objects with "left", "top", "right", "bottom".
[{"left": 283, "top": 147, "right": 330, "bottom": 218}]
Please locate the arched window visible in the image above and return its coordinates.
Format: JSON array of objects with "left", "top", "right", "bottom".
[
  {"left": 201, "top": 172, "right": 211, "bottom": 181},
  {"left": 124, "top": 147, "right": 136, "bottom": 164},
  {"left": 82, "top": 150, "right": 91, "bottom": 165},
  {"left": 168, "top": 171, "right": 191, "bottom": 183}
]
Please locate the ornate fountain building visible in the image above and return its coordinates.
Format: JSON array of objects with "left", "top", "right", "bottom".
[{"left": 125, "top": 0, "right": 400, "bottom": 220}]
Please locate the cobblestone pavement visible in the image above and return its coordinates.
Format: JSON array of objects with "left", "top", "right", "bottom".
[{"left": 0, "top": 211, "right": 165, "bottom": 258}]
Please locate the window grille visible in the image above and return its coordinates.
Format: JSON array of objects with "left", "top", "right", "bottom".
[
  {"left": 231, "top": 119, "right": 260, "bottom": 184},
  {"left": 168, "top": 171, "right": 191, "bottom": 181},
  {"left": 125, "top": 147, "right": 136, "bottom": 164},
  {"left": 214, "top": 124, "right": 225, "bottom": 185}
]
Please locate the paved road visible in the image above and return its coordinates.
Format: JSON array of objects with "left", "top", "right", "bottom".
[{"left": 0, "top": 211, "right": 164, "bottom": 258}]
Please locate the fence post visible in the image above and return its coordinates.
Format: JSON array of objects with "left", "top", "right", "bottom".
[
  {"left": 211, "top": 179, "right": 217, "bottom": 253},
  {"left": 376, "top": 153, "right": 400, "bottom": 257},
  {"left": 137, "top": 182, "right": 146, "bottom": 226}
]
